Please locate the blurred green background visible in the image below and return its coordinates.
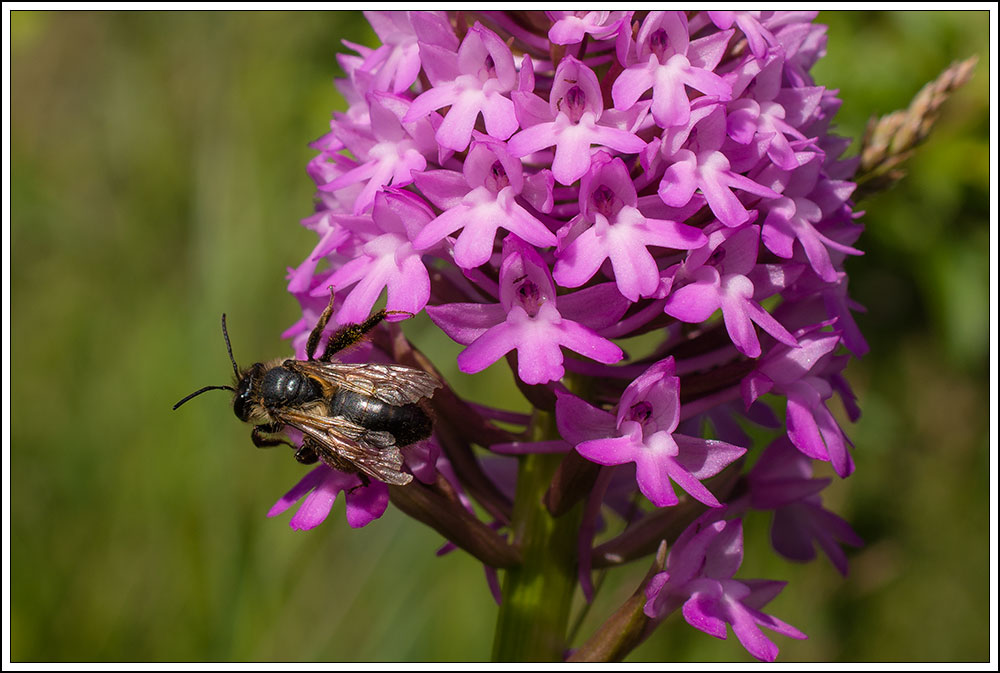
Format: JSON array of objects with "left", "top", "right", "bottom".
[{"left": 9, "top": 11, "right": 991, "bottom": 662}]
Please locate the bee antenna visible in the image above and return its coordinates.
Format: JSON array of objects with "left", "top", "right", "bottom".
[
  {"left": 172, "top": 385, "right": 236, "bottom": 411},
  {"left": 221, "top": 313, "right": 240, "bottom": 379}
]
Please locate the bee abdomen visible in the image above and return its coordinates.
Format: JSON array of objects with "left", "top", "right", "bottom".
[{"left": 329, "top": 389, "right": 432, "bottom": 447}]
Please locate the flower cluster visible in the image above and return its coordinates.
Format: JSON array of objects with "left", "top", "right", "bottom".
[{"left": 272, "top": 11, "right": 867, "bottom": 662}]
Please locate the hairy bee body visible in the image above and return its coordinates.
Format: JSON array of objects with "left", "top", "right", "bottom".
[
  {"left": 174, "top": 292, "right": 440, "bottom": 487},
  {"left": 241, "top": 360, "right": 434, "bottom": 452},
  {"left": 234, "top": 360, "right": 321, "bottom": 423},
  {"left": 261, "top": 363, "right": 322, "bottom": 410}
]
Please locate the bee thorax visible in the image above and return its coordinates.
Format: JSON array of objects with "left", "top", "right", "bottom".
[{"left": 261, "top": 365, "right": 322, "bottom": 408}]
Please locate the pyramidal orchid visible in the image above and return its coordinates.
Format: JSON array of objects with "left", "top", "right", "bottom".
[{"left": 251, "top": 10, "right": 971, "bottom": 663}]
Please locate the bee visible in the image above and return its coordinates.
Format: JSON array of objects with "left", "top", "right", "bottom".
[{"left": 173, "top": 291, "right": 440, "bottom": 487}]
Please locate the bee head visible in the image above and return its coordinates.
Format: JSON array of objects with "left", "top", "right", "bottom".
[{"left": 233, "top": 362, "right": 266, "bottom": 422}]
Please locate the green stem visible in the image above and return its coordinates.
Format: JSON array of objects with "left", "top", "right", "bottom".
[{"left": 491, "top": 412, "right": 584, "bottom": 662}]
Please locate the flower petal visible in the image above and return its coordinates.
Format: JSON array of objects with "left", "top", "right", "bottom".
[
  {"left": 576, "top": 427, "right": 641, "bottom": 467},
  {"left": 344, "top": 481, "right": 390, "bottom": 528},
  {"left": 267, "top": 465, "right": 329, "bottom": 518},
  {"left": 456, "top": 319, "right": 521, "bottom": 374},
  {"left": 674, "top": 435, "right": 746, "bottom": 479},
  {"left": 426, "top": 301, "right": 507, "bottom": 345},
  {"left": 555, "top": 389, "right": 618, "bottom": 446}
]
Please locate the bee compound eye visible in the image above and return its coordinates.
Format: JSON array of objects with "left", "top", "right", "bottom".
[{"left": 233, "top": 391, "right": 250, "bottom": 421}]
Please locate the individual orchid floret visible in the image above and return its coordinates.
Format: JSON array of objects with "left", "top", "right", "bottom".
[
  {"left": 613, "top": 11, "right": 733, "bottom": 128},
  {"left": 707, "top": 11, "right": 778, "bottom": 61},
  {"left": 268, "top": 464, "right": 389, "bottom": 530},
  {"left": 746, "top": 437, "right": 863, "bottom": 575},
  {"left": 664, "top": 225, "right": 799, "bottom": 358},
  {"left": 329, "top": 47, "right": 376, "bottom": 132},
  {"left": 556, "top": 358, "right": 746, "bottom": 508},
  {"left": 658, "top": 147, "right": 780, "bottom": 228},
  {"left": 725, "top": 97, "right": 807, "bottom": 173},
  {"left": 314, "top": 189, "right": 432, "bottom": 325},
  {"left": 426, "top": 236, "right": 626, "bottom": 385},
  {"left": 650, "top": 103, "right": 780, "bottom": 227},
  {"left": 411, "top": 136, "right": 557, "bottom": 269},
  {"left": 286, "top": 195, "right": 354, "bottom": 297},
  {"left": 403, "top": 21, "right": 518, "bottom": 151},
  {"left": 726, "top": 52, "right": 826, "bottom": 161},
  {"left": 776, "top": 267, "right": 869, "bottom": 357},
  {"left": 348, "top": 11, "right": 427, "bottom": 95},
  {"left": 741, "top": 322, "right": 855, "bottom": 477},
  {"left": 508, "top": 56, "right": 646, "bottom": 185},
  {"left": 644, "top": 513, "right": 807, "bottom": 662},
  {"left": 321, "top": 92, "right": 437, "bottom": 214},
  {"left": 768, "top": 13, "right": 826, "bottom": 87},
  {"left": 757, "top": 152, "right": 863, "bottom": 283},
  {"left": 552, "top": 153, "right": 706, "bottom": 301},
  {"left": 725, "top": 58, "right": 819, "bottom": 172},
  {"left": 546, "top": 10, "right": 630, "bottom": 45}
]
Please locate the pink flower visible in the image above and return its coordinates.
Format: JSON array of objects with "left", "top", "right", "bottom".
[
  {"left": 553, "top": 153, "right": 706, "bottom": 301},
  {"left": 644, "top": 513, "right": 808, "bottom": 662},
  {"left": 613, "top": 11, "right": 733, "bottom": 128},
  {"left": 546, "top": 11, "right": 630, "bottom": 45},
  {"left": 508, "top": 56, "right": 646, "bottom": 185},
  {"left": 664, "top": 225, "right": 798, "bottom": 358},
  {"left": 556, "top": 358, "right": 745, "bottom": 507},
  {"left": 742, "top": 322, "right": 856, "bottom": 476},
  {"left": 403, "top": 21, "right": 519, "bottom": 151},
  {"left": 411, "top": 135, "right": 556, "bottom": 268},
  {"left": 268, "top": 465, "right": 389, "bottom": 530},
  {"left": 746, "top": 437, "right": 863, "bottom": 575},
  {"left": 427, "top": 236, "right": 626, "bottom": 384},
  {"left": 312, "top": 189, "right": 432, "bottom": 325},
  {"left": 320, "top": 92, "right": 437, "bottom": 214}
]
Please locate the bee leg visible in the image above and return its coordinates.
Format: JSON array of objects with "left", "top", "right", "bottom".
[
  {"left": 319, "top": 310, "right": 392, "bottom": 362},
  {"left": 251, "top": 423, "right": 294, "bottom": 449},
  {"left": 306, "top": 288, "right": 339, "bottom": 361},
  {"left": 347, "top": 472, "right": 371, "bottom": 494},
  {"left": 294, "top": 444, "right": 319, "bottom": 465}
]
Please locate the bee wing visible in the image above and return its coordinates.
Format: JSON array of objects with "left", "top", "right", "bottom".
[
  {"left": 275, "top": 407, "right": 413, "bottom": 486},
  {"left": 291, "top": 361, "right": 441, "bottom": 406}
]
